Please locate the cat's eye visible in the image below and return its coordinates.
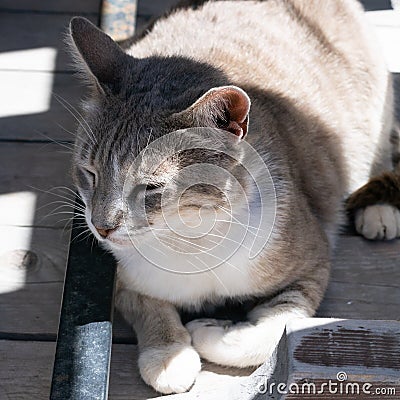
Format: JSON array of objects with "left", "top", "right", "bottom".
[{"left": 81, "top": 167, "right": 97, "bottom": 187}]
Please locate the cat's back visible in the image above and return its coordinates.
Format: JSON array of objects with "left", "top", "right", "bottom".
[
  {"left": 128, "top": 0, "right": 384, "bottom": 87},
  {"left": 128, "top": 0, "right": 392, "bottom": 191}
]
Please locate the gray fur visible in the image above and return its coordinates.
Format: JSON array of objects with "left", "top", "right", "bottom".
[{"left": 68, "top": 0, "right": 394, "bottom": 394}]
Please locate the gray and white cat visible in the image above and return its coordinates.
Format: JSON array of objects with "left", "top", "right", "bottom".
[{"left": 68, "top": 0, "right": 399, "bottom": 394}]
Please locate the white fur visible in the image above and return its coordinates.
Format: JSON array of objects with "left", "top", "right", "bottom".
[
  {"left": 138, "top": 344, "right": 201, "bottom": 394},
  {"left": 114, "top": 208, "right": 266, "bottom": 308},
  {"left": 355, "top": 204, "right": 400, "bottom": 240},
  {"left": 186, "top": 305, "right": 308, "bottom": 367},
  {"left": 110, "top": 163, "right": 278, "bottom": 307}
]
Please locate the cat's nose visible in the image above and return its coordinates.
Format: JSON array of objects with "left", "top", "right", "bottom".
[{"left": 94, "top": 225, "right": 117, "bottom": 238}]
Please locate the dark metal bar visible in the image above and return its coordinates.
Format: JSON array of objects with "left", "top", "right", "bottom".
[{"left": 50, "top": 200, "right": 117, "bottom": 400}]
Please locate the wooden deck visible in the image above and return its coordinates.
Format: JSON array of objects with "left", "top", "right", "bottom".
[{"left": 0, "top": 1, "right": 399, "bottom": 399}]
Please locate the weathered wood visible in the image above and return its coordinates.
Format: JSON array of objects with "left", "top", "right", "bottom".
[
  {"left": 0, "top": 72, "right": 87, "bottom": 141},
  {"left": 259, "top": 318, "right": 400, "bottom": 399},
  {"left": 0, "top": 142, "right": 73, "bottom": 227},
  {"left": 360, "top": 0, "right": 393, "bottom": 11},
  {"left": 0, "top": 12, "right": 97, "bottom": 72},
  {"left": 2, "top": 318, "right": 400, "bottom": 399},
  {"left": 0, "top": 226, "right": 69, "bottom": 336},
  {"left": 0, "top": 340, "right": 252, "bottom": 400},
  {"left": 318, "top": 235, "right": 400, "bottom": 319},
  {"left": 0, "top": 340, "right": 56, "bottom": 400},
  {"left": 0, "top": 0, "right": 101, "bottom": 14},
  {"left": 136, "top": 0, "right": 178, "bottom": 18}
]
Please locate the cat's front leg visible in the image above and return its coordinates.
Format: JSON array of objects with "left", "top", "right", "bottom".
[
  {"left": 186, "top": 263, "right": 329, "bottom": 368},
  {"left": 115, "top": 276, "right": 201, "bottom": 394}
]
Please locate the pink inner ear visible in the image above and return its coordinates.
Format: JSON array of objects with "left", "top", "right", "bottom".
[
  {"left": 227, "top": 117, "right": 248, "bottom": 138},
  {"left": 187, "top": 85, "right": 251, "bottom": 140},
  {"left": 217, "top": 87, "right": 250, "bottom": 139}
]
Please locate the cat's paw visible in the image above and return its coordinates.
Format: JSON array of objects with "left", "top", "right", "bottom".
[
  {"left": 355, "top": 204, "right": 400, "bottom": 240},
  {"left": 187, "top": 318, "right": 268, "bottom": 367},
  {"left": 186, "top": 318, "right": 233, "bottom": 362},
  {"left": 138, "top": 344, "right": 201, "bottom": 394}
]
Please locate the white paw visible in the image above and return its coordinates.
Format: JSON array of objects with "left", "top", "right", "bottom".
[
  {"left": 186, "top": 318, "right": 234, "bottom": 362},
  {"left": 355, "top": 204, "right": 400, "bottom": 240},
  {"left": 187, "top": 318, "right": 270, "bottom": 367},
  {"left": 138, "top": 344, "right": 201, "bottom": 394}
]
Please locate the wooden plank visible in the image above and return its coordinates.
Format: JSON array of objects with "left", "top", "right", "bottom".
[
  {"left": 0, "top": 71, "right": 87, "bottom": 141},
  {"left": 272, "top": 318, "right": 400, "bottom": 399},
  {"left": 0, "top": 0, "right": 101, "bottom": 14},
  {"left": 361, "top": 0, "right": 393, "bottom": 11},
  {"left": 2, "top": 318, "right": 400, "bottom": 400},
  {"left": 318, "top": 235, "right": 400, "bottom": 319},
  {"left": 0, "top": 340, "right": 246, "bottom": 400},
  {"left": 0, "top": 224, "right": 131, "bottom": 339},
  {"left": 110, "top": 344, "right": 253, "bottom": 400},
  {"left": 136, "top": 0, "right": 178, "bottom": 17},
  {"left": 0, "top": 226, "right": 69, "bottom": 336},
  {"left": 0, "top": 142, "right": 73, "bottom": 227},
  {"left": 0, "top": 340, "right": 56, "bottom": 400},
  {"left": 0, "top": 12, "right": 97, "bottom": 72}
]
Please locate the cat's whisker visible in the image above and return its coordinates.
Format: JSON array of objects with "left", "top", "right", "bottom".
[
  {"left": 56, "top": 123, "right": 78, "bottom": 139},
  {"left": 155, "top": 232, "right": 214, "bottom": 253},
  {"left": 72, "top": 228, "right": 93, "bottom": 243},
  {"left": 214, "top": 219, "right": 267, "bottom": 233},
  {"left": 156, "top": 234, "right": 206, "bottom": 254},
  {"left": 151, "top": 235, "right": 236, "bottom": 289},
  {"left": 91, "top": 236, "right": 96, "bottom": 253},
  {"left": 52, "top": 92, "right": 97, "bottom": 145},
  {"left": 200, "top": 232, "right": 252, "bottom": 252},
  {"left": 30, "top": 186, "right": 84, "bottom": 208},
  {"left": 153, "top": 233, "right": 246, "bottom": 276},
  {"left": 42, "top": 202, "right": 85, "bottom": 214},
  {"left": 57, "top": 216, "right": 86, "bottom": 225},
  {"left": 217, "top": 206, "right": 267, "bottom": 233},
  {"left": 191, "top": 255, "right": 230, "bottom": 295},
  {"left": 34, "top": 129, "right": 75, "bottom": 152},
  {"left": 51, "top": 185, "right": 81, "bottom": 198},
  {"left": 38, "top": 203, "right": 86, "bottom": 216},
  {"left": 140, "top": 127, "right": 154, "bottom": 160}
]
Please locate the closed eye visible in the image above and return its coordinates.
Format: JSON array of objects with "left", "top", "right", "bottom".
[
  {"left": 145, "top": 182, "right": 162, "bottom": 191},
  {"left": 79, "top": 166, "right": 96, "bottom": 187}
]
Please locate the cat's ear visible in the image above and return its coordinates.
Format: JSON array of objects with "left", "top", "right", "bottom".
[
  {"left": 68, "top": 17, "right": 128, "bottom": 93},
  {"left": 185, "top": 86, "right": 251, "bottom": 141}
]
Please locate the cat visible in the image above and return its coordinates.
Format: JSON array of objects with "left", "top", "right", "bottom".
[{"left": 68, "top": 0, "right": 399, "bottom": 394}]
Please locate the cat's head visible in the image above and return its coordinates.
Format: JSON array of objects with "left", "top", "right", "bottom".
[{"left": 68, "top": 17, "right": 257, "bottom": 251}]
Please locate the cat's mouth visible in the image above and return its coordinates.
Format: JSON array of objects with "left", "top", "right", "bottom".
[{"left": 98, "top": 228, "right": 152, "bottom": 248}]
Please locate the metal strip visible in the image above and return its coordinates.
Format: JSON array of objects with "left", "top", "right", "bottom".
[{"left": 50, "top": 200, "right": 116, "bottom": 400}]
